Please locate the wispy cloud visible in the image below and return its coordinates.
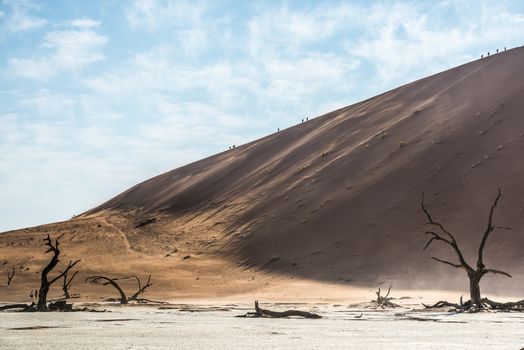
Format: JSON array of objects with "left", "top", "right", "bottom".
[
  {"left": 126, "top": 0, "right": 207, "bottom": 31},
  {"left": 7, "top": 18, "right": 108, "bottom": 79},
  {"left": 347, "top": 1, "right": 524, "bottom": 86},
  {"left": 0, "top": 0, "right": 47, "bottom": 34},
  {"left": 67, "top": 18, "right": 101, "bottom": 29}
]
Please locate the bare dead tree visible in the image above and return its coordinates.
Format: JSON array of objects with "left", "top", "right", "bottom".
[
  {"left": 37, "top": 235, "right": 80, "bottom": 311},
  {"left": 61, "top": 269, "right": 79, "bottom": 299},
  {"left": 421, "top": 188, "right": 511, "bottom": 307},
  {"left": 238, "top": 300, "right": 321, "bottom": 318},
  {"left": 374, "top": 286, "right": 400, "bottom": 308},
  {"left": 6, "top": 266, "right": 15, "bottom": 286},
  {"left": 86, "top": 274, "right": 153, "bottom": 304}
]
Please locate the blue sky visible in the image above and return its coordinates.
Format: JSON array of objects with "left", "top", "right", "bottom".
[{"left": 1, "top": 0, "right": 524, "bottom": 232}]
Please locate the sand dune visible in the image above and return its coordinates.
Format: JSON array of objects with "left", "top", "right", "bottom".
[{"left": 2, "top": 47, "right": 524, "bottom": 302}]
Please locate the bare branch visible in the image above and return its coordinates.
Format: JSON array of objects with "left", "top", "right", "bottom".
[
  {"left": 431, "top": 257, "right": 462, "bottom": 269},
  {"left": 128, "top": 274, "right": 153, "bottom": 301},
  {"left": 478, "top": 188, "right": 502, "bottom": 266},
  {"left": 421, "top": 193, "right": 456, "bottom": 240},
  {"left": 49, "top": 260, "right": 80, "bottom": 285},
  {"left": 424, "top": 231, "right": 452, "bottom": 250},
  {"left": 384, "top": 285, "right": 392, "bottom": 299},
  {"left": 86, "top": 275, "right": 128, "bottom": 304},
  {"left": 43, "top": 234, "right": 59, "bottom": 255},
  {"left": 7, "top": 266, "right": 15, "bottom": 286},
  {"left": 374, "top": 285, "right": 400, "bottom": 308},
  {"left": 66, "top": 270, "right": 79, "bottom": 289},
  {"left": 421, "top": 193, "right": 473, "bottom": 272},
  {"left": 87, "top": 274, "right": 154, "bottom": 304},
  {"left": 485, "top": 269, "right": 512, "bottom": 278},
  {"left": 62, "top": 269, "right": 79, "bottom": 299}
]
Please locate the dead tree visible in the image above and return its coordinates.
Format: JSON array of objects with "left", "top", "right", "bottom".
[
  {"left": 61, "top": 269, "right": 79, "bottom": 299},
  {"left": 86, "top": 274, "right": 153, "bottom": 304},
  {"left": 421, "top": 189, "right": 511, "bottom": 307},
  {"left": 37, "top": 235, "right": 80, "bottom": 311},
  {"left": 374, "top": 286, "right": 400, "bottom": 308},
  {"left": 239, "top": 300, "right": 321, "bottom": 318},
  {"left": 6, "top": 266, "right": 15, "bottom": 286}
]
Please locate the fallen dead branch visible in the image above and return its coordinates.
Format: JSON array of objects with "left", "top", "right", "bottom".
[
  {"left": 422, "top": 300, "right": 462, "bottom": 309},
  {"left": 238, "top": 300, "right": 321, "bottom": 319},
  {"left": 0, "top": 304, "right": 30, "bottom": 311},
  {"left": 0, "top": 300, "right": 103, "bottom": 313},
  {"left": 480, "top": 298, "right": 524, "bottom": 311},
  {"left": 423, "top": 297, "right": 524, "bottom": 313},
  {"left": 373, "top": 286, "right": 401, "bottom": 308}
]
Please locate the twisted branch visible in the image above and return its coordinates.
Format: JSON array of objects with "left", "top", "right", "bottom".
[
  {"left": 421, "top": 194, "right": 473, "bottom": 272},
  {"left": 477, "top": 188, "right": 502, "bottom": 268}
]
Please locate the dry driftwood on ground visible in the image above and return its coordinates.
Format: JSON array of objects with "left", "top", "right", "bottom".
[
  {"left": 238, "top": 300, "right": 321, "bottom": 319},
  {"left": 373, "top": 286, "right": 401, "bottom": 308},
  {"left": 423, "top": 297, "right": 524, "bottom": 313}
]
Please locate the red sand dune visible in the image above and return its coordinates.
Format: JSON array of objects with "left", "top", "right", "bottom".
[{"left": 2, "top": 47, "right": 524, "bottom": 301}]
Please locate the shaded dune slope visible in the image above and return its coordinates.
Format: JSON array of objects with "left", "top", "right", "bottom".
[{"left": 3, "top": 47, "right": 524, "bottom": 298}]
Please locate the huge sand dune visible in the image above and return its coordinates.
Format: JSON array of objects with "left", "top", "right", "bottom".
[{"left": 2, "top": 47, "right": 524, "bottom": 303}]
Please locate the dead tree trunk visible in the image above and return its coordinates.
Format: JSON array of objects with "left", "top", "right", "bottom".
[
  {"left": 421, "top": 189, "right": 511, "bottom": 307},
  {"left": 37, "top": 235, "right": 80, "bottom": 311},
  {"left": 6, "top": 266, "right": 15, "bottom": 286},
  {"left": 62, "top": 270, "right": 78, "bottom": 299},
  {"left": 469, "top": 271, "right": 483, "bottom": 307},
  {"left": 86, "top": 275, "right": 153, "bottom": 304}
]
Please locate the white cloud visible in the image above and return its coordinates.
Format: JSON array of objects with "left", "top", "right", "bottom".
[
  {"left": 42, "top": 28, "right": 107, "bottom": 68},
  {"left": 1, "top": 0, "right": 47, "bottom": 34},
  {"left": 126, "top": 0, "right": 207, "bottom": 31},
  {"left": 67, "top": 18, "right": 101, "bottom": 28},
  {"left": 7, "top": 19, "right": 108, "bottom": 79},
  {"left": 246, "top": 3, "right": 357, "bottom": 57},
  {"left": 18, "top": 89, "right": 77, "bottom": 117},
  {"left": 176, "top": 28, "right": 208, "bottom": 56},
  {"left": 345, "top": 1, "right": 524, "bottom": 87},
  {"left": 7, "top": 57, "right": 55, "bottom": 80}
]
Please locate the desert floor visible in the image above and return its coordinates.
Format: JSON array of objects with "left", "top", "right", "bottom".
[{"left": 1, "top": 302, "right": 524, "bottom": 349}]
